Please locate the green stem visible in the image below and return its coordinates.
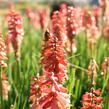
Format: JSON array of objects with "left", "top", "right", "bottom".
[
  {"left": 16, "top": 59, "right": 21, "bottom": 79},
  {"left": 8, "top": 54, "right": 13, "bottom": 84},
  {"left": 14, "top": 55, "right": 21, "bottom": 96},
  {"left": 69, "top": 63, "right": 88, "bottom": 73}
]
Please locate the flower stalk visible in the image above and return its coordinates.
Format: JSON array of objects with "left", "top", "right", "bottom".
[
  {"left": 0, "top": 33, "right": 8, "bottom": 108},
  {"left": 7, "top": 11, "right": 24, "bottom": 60},
  {"left": 81, "top": 59, "right": 103, "bottom": 109},
  {"left": 7, "top": 10, "right": 24, "bottom": 84},
  {"left": 30, "top": 11, "right": 70, "bottom": 109}
]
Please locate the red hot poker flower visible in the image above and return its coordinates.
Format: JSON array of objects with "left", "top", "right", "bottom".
[
  {"left": 52, "top": 11, "right": 67, "bottom": 43},
  {"left": 38, "top": 9, "right": 49, "bottom": 30},
  {"left": 42, "top": 11, "right": 68, "bottom": 82},
  {"left": 86, "top": 25, "right": 100, "bottom": 44},
  {"left": 81, "top": 9, "right": 96, "bottom": 30},
  {"left": 30, "top": 11, "right": 69, "bottom": 109},
  {"left": 6, "top": 33, "right": 13, "bottom": 54},
  {"left": 65, "top": 7, "right": 81, "bottom": 54},
  {"left": 30, "top": 60, "right": 69, "bottom": 109},
  {"left": 36, "top": 72, "right": 69, "bottom": 108},
  {"left": 26, "top": 7, "right": 41, "bottom": 30},
  {"left": 92, "top": 6, "right": 101, "bottom": 18},
  {"left": 81, "top": 88, "right": 103, "bottom": 109},
  {"left": 59, "top": 3, "right": 68, "bottom": 17},
  {"left": 92, "top": 6, "right": 101, "bottom": 27},
  {"left": 40, "top": 11, "right": 69, "bottom": 108},
  {"left": 67, "top": 7, "right": 79, "bottom": 38},
  {"left": 0, "top": 33, "right": 7, "bottom": 67},
  {"left": 59, "top": 3, "right": 68, "bottom": 39},
  {"left": 7, "top": 11, "right": 24, "bottom": 59}
]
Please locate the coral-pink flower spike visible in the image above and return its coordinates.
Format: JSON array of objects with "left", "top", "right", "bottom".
[
  {"left": 30, "top": 11, "right": 69, "bottom": 109},
  {"left": 7, "top": 11, "right": 24, "bottom": 59},
  {"left": 0, "top": 33, "right": 7, "bottom": 67},
  {"left": 81, "top": 89, "right": 103, "bottom": 109}
]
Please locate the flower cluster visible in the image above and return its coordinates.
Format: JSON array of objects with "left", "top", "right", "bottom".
[
  {"left": 81, "top": 9, "right": 95, "bottom": 30},
  {"left": 59, "top": 5, "right": 101, "bottom": 53},
  {"left": 38, "top": 9, "right": 49, "bottom": 30},
  {"left": 82, "top": 59, "right": 103, "bottom": 109},
  {"left": 0, "top": 33, "right": 10, "bottom": 101},
  {"left": 66, "top": 7, "right": 79, "bottom": 54},
  {"left": 81, "top": 8, "right": 101, "bottom": 44},
  {"left": 26, "top": 7, "right": 41, "bottom": 30},
  {"left": 7, "top": 11, "right": 24, "bottom": 59},
  {"left": 92, "top": 6, "right": 101, "bottom": 27},
  {"left": 30, "top": 11, "right": 69, "bottom": 109},
  {"left": 81, "top": 88, "right": 103, "bottom": 109},
  {"left": 55, "top": 5, "right": 102, "bottom": 53},
  {"left": 26, "top": 7, "right": 49, "bottom": 30},
  {"left": 59, "top": 5, "right": 79, "bottom": 54},
  {"left": 67, "top": 7, "right": 79, "bottom": 38},
  {"left": 0, "top": 33, "right": 7, "bottom": 67}
]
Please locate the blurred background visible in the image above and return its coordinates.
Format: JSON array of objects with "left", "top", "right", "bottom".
[
  {"left": 0, "top": 0, "right": 98, "bottom": 5},
  {"left": 0, "top": 0, "right": 99, "bottom": 18}
]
